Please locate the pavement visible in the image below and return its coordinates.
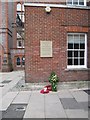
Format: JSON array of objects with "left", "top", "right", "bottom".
[{"left": 0, "top": 71, "right": 90, "bottom": 120}]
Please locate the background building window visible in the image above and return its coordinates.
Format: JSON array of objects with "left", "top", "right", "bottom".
[
  {"left": 22, "top": 56, "right": 25, "bottom": 66},
  {"left": 17, "top": 3, "right": 21, "bottom": 11},
  {"left": 17, "top": 40, "right": 22, "bottom": 48},
  {"left": 67, "top": 0, "right": 86, "bottom": 6},
  {"left": 67, "top": 33, "right": 87, "bottom": 68},
  {"left": 16, "top": 57, "right": 21, "bottom": 66},
  {"left": 17, "top": 3, "right": 25, "bottom": 23}
]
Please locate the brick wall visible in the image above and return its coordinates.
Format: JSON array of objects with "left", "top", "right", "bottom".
[{"left": 25, "top": 6, "right": 89, "bottom": 82}]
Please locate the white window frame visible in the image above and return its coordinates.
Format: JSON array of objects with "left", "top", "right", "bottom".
[
  {"left": 17, "top": 39, "right": 22, "bottom": 48},
  {"left": 22, "top": 40, "right": 25, "bottom": 48},
  {"left": 16, "top": 57, "right": 21, "bottom": 67},
  {"left": 66, "top": 0, "right": 86, "bottom": 6},
  {"left": 17, "top": 3, "right": 22, "bottom": 11},
  {"left": 22, "top": 56, "right": 25, "bottom": 67},
  {"left": 67, "top": 33, "right": 87, "bottom": 69}
]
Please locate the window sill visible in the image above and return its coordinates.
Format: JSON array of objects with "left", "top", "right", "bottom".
[{"left": 65, "top": 68, "right": 89, "bottom": 71}]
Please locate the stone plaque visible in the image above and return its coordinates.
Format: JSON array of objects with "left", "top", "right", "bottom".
[{"left": 40, "top": 41, "right": 52, "bottom": 57}]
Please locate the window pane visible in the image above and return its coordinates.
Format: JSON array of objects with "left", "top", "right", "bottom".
[
  {"left": 74, "top": 51, "right": 78, "bottom": 57},
  {"left": 68, "top": 43, "right": 73, "bottom": 49},
  {"left": 17, "top": 12, "right": 22, "bottom": 20},
  {"left": 73, "top": 0, "right": 78, "bottom": 5},
  {"left": 68, "top": 51, "right": 73, "bottom": 57},
  {"left": 17, "top": 33, "right": 21, "bottom": 38},
  {"left": 80, "top": 51, "right": 84, "bottom": 57},
  {"left": 80, "top": 43, "right": 85, "bottom": 49},
  {"left": 74, "top": 59, "right": 78, "bottom": 65},
  {"left": 74, "top": 35, "right": 79, "bottom": 42},
  {"left": 67, "top": 0, "right": 72, "bottom": 4},
  {"left": 17, "top": 57, "right": 20, "bottom": 65},
  {"left": 22, "top": 57, "right": 25, "bottom": 65},
  {"left": 80, "top": 59, "right": 84, "bottom": 65},
  {"left": 17, "top": 3, "right": 21, "bottom": 11},
  {"left": 68, "top": 58, "right": 72, "bottom": 65},
  {"left": 74, "top": 43, "right": 79, "bottom": 49},
  {"left": 74, "top": 35, "right": 80, "bottom": 49},
  {"left": 79, "top": 0, "right": 84, "bottom": 5},
  {"left": 22, "top": 13, "right": 25, "bottom": 22},
  {"left": 80, "top": 34, "right": 85, "bottom": 41},
  {"left": 18, "top": 41, "right": 22, "bottom": 47},
  {"left": 68, "top": 35, "right": 73, "bottom": 43}
]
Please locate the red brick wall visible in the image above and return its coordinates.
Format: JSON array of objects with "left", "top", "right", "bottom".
[{"left": 25, "top": 6, "right": 89, "bottom": 82}]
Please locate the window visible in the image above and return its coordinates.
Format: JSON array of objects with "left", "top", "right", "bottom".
[
  {"left": 17, "top": 39, "right": 24, "bottom": 48},
  {"left": 22, "top": 12, "right": 25, "bottom": 22},
  {"left": 67, "top": 0, "right": 86, "bottom": 6},
  {"left": 22, "top": 56, "right": 25, "bottom": 66},
  {"left": 17, "top": 40, "right": 22, "bottom": 48},
  {"left": 67, "top": 33, "right": 87, "bottom": 69},
  {"left": 16, "top": 57, "right": 21, "bottom": 66},
  {"left": 17, "top": 3, "right": 25, "bottom": 23},
  {"left": 17, "top": 3, "right": 21, "bottom": 11},
  {"left": 16, "top": 57, "right": 25, "bottom": 67}
]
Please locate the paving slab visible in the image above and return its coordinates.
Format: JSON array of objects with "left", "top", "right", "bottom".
[
  {"left": 60, "top": 98, "right": 82, "bottom": 109},
  {"left": 0, "top": 92, "right": 18, "bottom": 111},
  {"left": 58, "top": 90, "right": 73, "bottom": 98},
  {"left": 2, "top": 104, "right": 27, "bottom": 118},
  {"left": 0, "top": 71, "right": 24, "bottom": 97},
  {"left": 24, "top": 91, "right": 45, "bottom": 118},
  {"left": 78, "top": 102, "right": 89, "bottom": 111},
  {"left": 12, "top": 91, "right": 31, "bottom": 104},
  {"left": 70, "top": 90, "right": 88, "bottom": 102},
  {"left": 45, "top": 92, "right": 67, "bottom": 118},
  {"left": 45, "top": 92, "right": 60, "bottom": 103},
  {"left": 2, "top": 77, "right": 22, "bottom": 96},
  {"left": 65, "top": 109, "right": 88, "bottom": 118}
]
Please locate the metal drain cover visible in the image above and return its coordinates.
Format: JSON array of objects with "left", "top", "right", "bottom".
[{"left": 15, "top": 106, "right": 25, "bottom": 111}]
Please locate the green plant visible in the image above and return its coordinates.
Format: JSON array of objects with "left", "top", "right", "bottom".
[{"left": 49, "top": 72, "right": 59, "bottom": 92}]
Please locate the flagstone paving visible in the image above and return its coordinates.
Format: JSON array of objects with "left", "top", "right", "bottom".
[{"left": 0, "top": 71, "right": 89, "bottom": 119}]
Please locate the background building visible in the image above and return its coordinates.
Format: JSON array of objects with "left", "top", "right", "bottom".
[
  {"left": 0, "top": 1, "right": 25, "bottom": 72},
  {"left": 25, "top": 0, "right": 90, "bottom": 82}
]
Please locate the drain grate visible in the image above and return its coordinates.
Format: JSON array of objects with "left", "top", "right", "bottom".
[
  {"left": 2, "top": 80, "right": 11, "bottom": 84},
  {"left": 15, "top": 106, "right": 25, "bottom": 111}
]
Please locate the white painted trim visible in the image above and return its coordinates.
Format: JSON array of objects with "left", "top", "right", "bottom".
[
  {"left": 24, "top": 3, "right": 89, "bottom": 9},
  {"left": 67, "top": 65, "right": 87, "bottom": 69}
]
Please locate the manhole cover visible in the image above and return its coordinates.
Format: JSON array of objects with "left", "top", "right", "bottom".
[{"left": 15, "top": 106, "right": 25, "bottom": 111}]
